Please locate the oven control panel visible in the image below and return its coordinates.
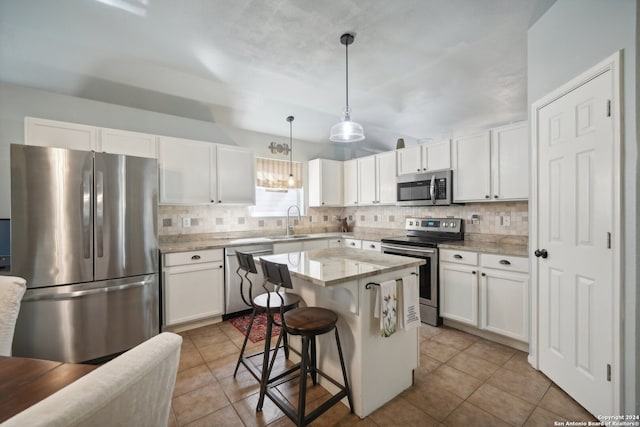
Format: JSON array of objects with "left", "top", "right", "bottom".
[{"left": 405, "top": 217, "right": 462, "bottom": 233}]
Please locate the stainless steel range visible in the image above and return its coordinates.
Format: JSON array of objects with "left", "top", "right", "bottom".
[{"left": 381, "top": 218, "right": 463, "bottom": 326}]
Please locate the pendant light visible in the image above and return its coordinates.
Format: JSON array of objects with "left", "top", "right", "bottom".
[
  {"left": 287, "top": 115, "right": 295, "bottom": 187},
  {"left": 330, "top": 33, "right": 365, "bottom": 143}
]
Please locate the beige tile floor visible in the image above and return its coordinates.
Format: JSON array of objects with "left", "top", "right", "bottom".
[{"left": 168, "top": 321, "right": 597, "bottom": 427}]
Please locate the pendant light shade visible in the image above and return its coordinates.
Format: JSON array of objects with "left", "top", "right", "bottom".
[{"left": 330, "top": 33, "right": 365, "bottom": 143}]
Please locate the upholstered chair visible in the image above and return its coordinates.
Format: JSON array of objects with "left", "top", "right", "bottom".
[
  {"left": 0, "top": 275, "right": 27, "bottom": 356},
  {"left": 3, "top": 332, "right": 182, "bottom": 427}
]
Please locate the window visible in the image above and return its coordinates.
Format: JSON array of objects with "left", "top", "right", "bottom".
[{"left": 251, "top": 158, "right": 304, "bottom": 217}]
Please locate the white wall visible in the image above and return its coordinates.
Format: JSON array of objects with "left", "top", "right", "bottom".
[
  {"left": 528, "top": 0, "right": 638, "bottom": 414},
  {"left": 0, "top": 82, "right": 352, "bottom": 218}
]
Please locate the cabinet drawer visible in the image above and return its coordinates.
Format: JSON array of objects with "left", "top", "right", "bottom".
[
  {"left": 480, "top": 253, "right": 528, "bottom": 273},
  {"left": 362, "top": 240, "right": 381, "bottom": 252},
  {"left": 164, "top": 249, "right": 223, "bottom": 266},
  {"left": 344, "top": 239, "right": 362, "bottom": 249},
  {"left": 439, "top": 249, "right": 478, "bottom": 265}
]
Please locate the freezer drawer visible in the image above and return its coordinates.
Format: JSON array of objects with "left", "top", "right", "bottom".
[{"left": 13, "top": 274, "right": 159, "bottom": 363}]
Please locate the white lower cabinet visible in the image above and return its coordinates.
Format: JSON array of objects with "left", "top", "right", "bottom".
[
  {"left": 439, "top": 261, "right": 479, "bottom": 326},
  {"left": 479, "top": 267, "right": 528, "bottom": 341},
  {"left": 344, "top": 238, "right": 362, "bottom": 249},
  {"left": 439, "top": 249, "right": 529, "bottom": 342},
  {"left": 327, "top": 238, "right": 343, "bottom": 248},
  {"left": 162, "top": 249, "right": 224, "bottom": 326},
  {"left": 362, "top": 240, "right": 381, "bottom": 252}
]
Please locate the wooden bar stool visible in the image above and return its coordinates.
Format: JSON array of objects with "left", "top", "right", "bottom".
[
  {"left": 258, "top": 258, "right": 353, "bottom": 426},
  {"left": 233, "top": 251, "right": 302, "bottom": 383}
]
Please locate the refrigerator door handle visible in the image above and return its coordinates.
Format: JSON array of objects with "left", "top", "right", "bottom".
[
  {"left": 96, "top": 170, "right": 104, "bottom": 258},
  {"left": 82, "top": 170, "right": 92, "bottom": 259},
  {"left": 22, "top": 280, "right": 151, "bottom": 302}
]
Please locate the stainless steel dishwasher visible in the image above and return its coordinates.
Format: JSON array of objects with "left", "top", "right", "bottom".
[{"left": 224, "top": 243, "right": 273, "bottom": 319}]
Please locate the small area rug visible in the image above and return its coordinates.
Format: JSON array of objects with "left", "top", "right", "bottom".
[{"left": 229, "top": 312, "right": 282, "bottom": 343}]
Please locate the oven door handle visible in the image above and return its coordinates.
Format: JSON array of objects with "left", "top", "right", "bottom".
[{"left": 381, "top": 243, "right": 436, "bottom": 255}]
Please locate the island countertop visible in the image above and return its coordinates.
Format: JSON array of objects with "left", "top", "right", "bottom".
[{"left": 257, "top": 247, "right": 424, "bottom": 287}]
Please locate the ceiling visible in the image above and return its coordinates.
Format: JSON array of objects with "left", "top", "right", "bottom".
[{"left": 0, "top": 0, "right": 556, "bottom": 151}]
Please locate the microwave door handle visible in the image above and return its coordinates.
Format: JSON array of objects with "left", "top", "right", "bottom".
[{"left": 430, "top": 174, "right": 436, "bottom": 204}]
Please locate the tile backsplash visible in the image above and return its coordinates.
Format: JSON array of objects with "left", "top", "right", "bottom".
[
  {"left": 159, "top": 205, "right": 344, "bottom": 236},
  {"left": 158, "top": 202, "right": 528, "bottom": 238},
  {"left": 343, "top": 201, "right": 528, "bottom": 236}
]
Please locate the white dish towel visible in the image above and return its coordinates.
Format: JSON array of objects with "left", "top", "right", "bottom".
[
  {"left": 374, "top": 280, "right": 398, "bottom": 337},
  {"left": 400, "top": 274, "right": 421, "bottom": 330}
]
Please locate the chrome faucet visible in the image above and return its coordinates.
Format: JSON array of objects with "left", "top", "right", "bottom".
[{"left": 286, "top": 205, "right": 301, "bottom": 236}]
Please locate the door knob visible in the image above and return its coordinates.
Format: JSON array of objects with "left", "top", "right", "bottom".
[{"left": 534, "top": 249, "right": 548, "bottom": 259}]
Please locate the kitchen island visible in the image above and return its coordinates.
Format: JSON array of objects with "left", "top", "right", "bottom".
[{"left": 257, "top": 247, "right": 424, "bottom": 418}]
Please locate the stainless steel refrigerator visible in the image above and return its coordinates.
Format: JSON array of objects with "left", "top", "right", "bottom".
[{"left": 10, "top": 144, "right": 159, "bottom": 363}]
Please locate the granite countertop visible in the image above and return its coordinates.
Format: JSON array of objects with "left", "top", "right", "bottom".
[
  {"left": 159, "top": 229, "right": 529, "bottom": 258},
  {"left": 257, "top": 247, "right": 424, "bottom": 287},
  {"left": 438, "top": 241, "right": 529, "bottom": 257},
  {"left": 158, "top": 230, "right": 397, "bottom": 253}
]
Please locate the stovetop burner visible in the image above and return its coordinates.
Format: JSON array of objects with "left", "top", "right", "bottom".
[{"left": 381, "top": 217, "right": 464, "bottom": 248}]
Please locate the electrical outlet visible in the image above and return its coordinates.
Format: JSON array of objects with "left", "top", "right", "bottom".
[{"left": 182, "top": 217, "right": 191, "bottom": 227}]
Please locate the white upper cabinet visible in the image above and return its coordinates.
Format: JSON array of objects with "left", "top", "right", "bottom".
[
  {"left": 452, "top": 131, "right": 492, "bottom": 202},
  {"left": 216, "top": 145, "right": 255, "bottom": 205},
  {"left": 424, "top": 139, "right": 451, "bottom": 171},
  {"left": 308, "top": 159, "right": 343, "bottom": 207},
  {"left": 358, "top": 155, "right": 377, "bottom": 205},
  {"left": 343, "top": 159, "right": 358, "bottom": 206},
  {"left": 396, "top": 139, "right": 451, "bottom": 175},
  {"left": 354, "top": 151, "right": 397, "bottom": 206},
  {"left": 159, "top": 138, "right": 256, "bottom": 205},
  {"left": 25, "top": 117, "right": 97, "bottom": 151},
  {"left": 490, "top": 122, "right": 528, "bottom": 200},
  {"left": 376, "top": 151, "right": 397, "bottom": 204},
  {"left": 158, "top": 136, "right": 216, "bottom": 205},
  {"left": 396, "top": 145, "right": 423, "bottom": 175},
  {"left": 25, "top": 118, "right": 157, "bottom": 158},
  {"left": 452, "top": 123, "right": 528, "bottom": 202},
  {"left": 99, "top": 128, "right": 157, "bottom": 158}
]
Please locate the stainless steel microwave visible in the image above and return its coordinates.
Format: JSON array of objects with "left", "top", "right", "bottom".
[{"left": 396, "top": 169, "right": 452, "bottom": 206}]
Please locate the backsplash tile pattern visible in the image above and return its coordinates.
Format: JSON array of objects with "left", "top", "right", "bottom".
[
  {"left": 343, "top": 202, "right": 528, "bottom": 236},
  {"left": 159, "top": 202, "right": 528, "bottom": 239},
  {"left": 158, "top": 205, "right": 344, "bottom": 237}
]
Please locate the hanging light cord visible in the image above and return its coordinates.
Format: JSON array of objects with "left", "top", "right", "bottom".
[
  {"left": 345, "top": 39, "right": 349, "bottom": 110},
  {"left": 289, "top": 119, "right": 292, "bottom": 176}
]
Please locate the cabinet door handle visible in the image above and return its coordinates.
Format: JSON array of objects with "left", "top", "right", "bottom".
[
  {"left": 472, "top": 270, "right": 477, "bottom": 275},
  {"left": 453, "top": 254, "right": 463, "bottom": 259},
  {"left": 369, "top": 244, "right": 376, "bottom": 248},
  {"left": 219, "top": 265, "right": 223, "bottom": 269},
  {"left": 191, "top": 255, "right": 201, "bottom": 260},
  {"left": 485, "top": 195, "right": 490, "bottom": 199},
  {"left": 417, "top": 168, "right": 420, "bottom": 172},
  {"left": 481, "top": 272, "right": 486, "bottom": 277},
  {"left": 499, "top": 259, "right": 511, "bottom": 265},
  {"left": 494, "top": 195, "right": 499, "bottom": 199}
]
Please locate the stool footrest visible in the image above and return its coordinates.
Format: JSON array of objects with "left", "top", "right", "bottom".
[
  {"left": 265, "top": 385, "right": 349, "bottom": 426},
  {"left": 238, "top": 344, "right": 301, "bottom": 383}
]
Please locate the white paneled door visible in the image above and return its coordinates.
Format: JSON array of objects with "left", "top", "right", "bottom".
[{"left": 536, "top": 68, "right": 615, "bottom": 416}]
